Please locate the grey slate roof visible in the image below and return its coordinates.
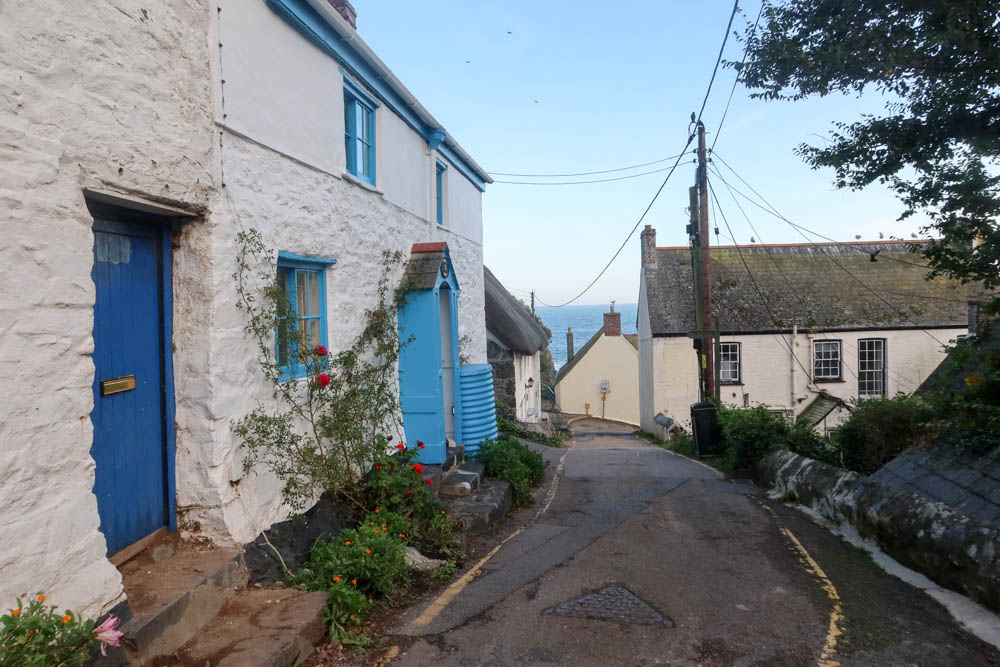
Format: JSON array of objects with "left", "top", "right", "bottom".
[
  {"left": 484, "top": 267, "right": 549, "bottom": 355},
  {"left": 402, "top": 242, "right": 448, "bottom": 290},
  {"left": 645, "top": 241, "right": 982, "bottom": 336},
  {"left": 871, "top": 446, "right": 1000, "bottom": 526}
]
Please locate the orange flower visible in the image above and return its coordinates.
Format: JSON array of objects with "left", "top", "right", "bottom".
[
  {"left": 441, "top": 510, "right": 446, "bottom": 514},
  {"left": 399, "top": 533, "right": 405, "bottom": 538},
  {"left": 375, "top": 508, "right": 380, "bottom": 513},
  {"left": 10, "top": 609, "right": 20, "bottom": 616},
  {"left": 36, "top": 595, "right": 46, "bottom": 602},
  {"left": 345, "top": 541, "right": 352, "bottom": 545},
  {"left": 365, "top": 548, "right": 372, "bottom": 554},
  {"left": 61, "top": 614, "right": 72, "bottom": 624},
  {"left": 333, "top": 576, "right": 341, "bottom": 582},
  {"left": 351, "top": 579, "right": 357, "bottom": 584},
  {"left": 374, "top": 529, "right": 380, "bottom": 534},
  {"left": 26, "top": 631, "right": 34, "bottom": 638}
]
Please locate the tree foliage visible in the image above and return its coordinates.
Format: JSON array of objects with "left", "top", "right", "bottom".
[{"left": 737, "top": 0, "right": 1000, "bottom": 301}]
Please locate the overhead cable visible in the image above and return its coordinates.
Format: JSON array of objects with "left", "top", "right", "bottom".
[{"left": 488, "top": 152, "right": 690, "bottom": 178}]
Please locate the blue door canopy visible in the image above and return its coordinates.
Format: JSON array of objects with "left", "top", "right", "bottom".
[
  {"left": 397, "top": 242, "right": 462, "bottom": 464},
  {"left": 458, "top": 364, "right": 499, "bottom": 456}
]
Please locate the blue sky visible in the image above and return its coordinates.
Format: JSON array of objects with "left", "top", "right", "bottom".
[{"left": 352, "top": 0, "right": 927, "bottom": 306}]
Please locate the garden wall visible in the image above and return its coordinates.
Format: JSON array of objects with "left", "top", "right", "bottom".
[{"left": 758, "top": 450, "right": 1000, "bottom": 612}]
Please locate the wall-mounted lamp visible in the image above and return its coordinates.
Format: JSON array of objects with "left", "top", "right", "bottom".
[{"left": 525, "top": 377, "right": 535, "bottom": 389}]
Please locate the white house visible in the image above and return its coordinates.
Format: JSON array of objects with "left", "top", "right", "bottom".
[
  {"left": 554, "top": 305, "right": 640, "bottom": 425},
  {"left": 484, "top": 267, "right": 549, "bottom": 423},
  {"left": 637, "top": 225, "right": 980, "bottom": 433},
  {"left": 0, "top": 0, "right": 491, "bottom": 620}
]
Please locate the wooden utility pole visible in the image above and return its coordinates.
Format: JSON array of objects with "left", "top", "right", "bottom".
[
  {"left": 694, "top": 122, "right": 716, "bottom": 401},
  {"left": 530, "top": 290, "right": 535, "bottom": 315}
]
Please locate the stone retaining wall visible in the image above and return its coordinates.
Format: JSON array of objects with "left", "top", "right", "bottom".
[{"left": 757, "top": 450, "right": 1000, "bottom": 612}]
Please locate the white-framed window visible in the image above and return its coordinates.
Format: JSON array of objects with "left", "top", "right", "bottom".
[
  {"left": 813, "top": 340, "right": 842, "bottom": 381},
  {"left": 858, "top": 338, "right": 886, "bottom": 397},
  {"left": 719, "top": 341, "right": 741, "bottom": 384}
]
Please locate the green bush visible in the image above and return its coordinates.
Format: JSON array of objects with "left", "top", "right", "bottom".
[
  {"left": 786, "top": 419, "right": 839, "bottom": 467},
  {"left": 1, "top": 595, "right": 112, "bottom": 666},
  {"left": 833, "top": 394, "right": 932, "bottom": 474},
  {"left": 717, "top": 405, "right": 790, "bottom": 470},
  {"left": 496, "top": 413, "right": 567, "bottom": 447},
  {"left": 479, "top": 436, "right": 548, "bottom": 504}
]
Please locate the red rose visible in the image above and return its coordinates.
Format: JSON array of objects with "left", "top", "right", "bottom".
[
  {"left": 417, "top": 440, "right": 425, "bottom": 449},
  {"left": 374, "top": 311, "right": 383, "bottom": 318},
  {"left": 375, "top": 464, "right": 381, "bottom": 470},
  {"left": 313, "top": 345, "right": 328, "bottom": 357},
  {"left": 405, "top": 489, "right": 413, "bottom": 495},
  {"left": 412, "top": 463, "right": 424, "bottom": 474},
  {"left": 424, "top": 477, "right": 433, "bottom": 485},
  {"left": 396, "top": 444, "right": 405, "bottom": 451},
  {"left": 315, "top": 373, "right": 331, "bottom": 388}
]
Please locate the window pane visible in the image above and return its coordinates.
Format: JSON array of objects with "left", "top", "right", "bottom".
[
  {"left": 296, "top": 272, "right": 307, "bottom": 317},
  {"left": 309, "top": 318, "right": 321, "bottom": 348},
  {"left": 308, "top": 273, "right": 319, "bottom": 315}
]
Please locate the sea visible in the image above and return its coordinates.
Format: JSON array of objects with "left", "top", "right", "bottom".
[{"left": 536, "top": 303, "right": 638, "bottom": 370}]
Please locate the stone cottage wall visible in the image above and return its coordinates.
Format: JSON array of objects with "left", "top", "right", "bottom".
[
  {"left": 0, "top": 1, "right": 215, "bottom": 617},
  {"left": 488, "top": 337, "right": 517, "bottom": 417}
]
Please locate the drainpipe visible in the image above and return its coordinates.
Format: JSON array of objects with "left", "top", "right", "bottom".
[{"left": 790, "top": 324, "right": 797, "bottom": 412}]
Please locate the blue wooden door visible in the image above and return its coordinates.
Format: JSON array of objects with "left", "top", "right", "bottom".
[{"left": 91, "top": 216, "right": 169, "bottom": 555}]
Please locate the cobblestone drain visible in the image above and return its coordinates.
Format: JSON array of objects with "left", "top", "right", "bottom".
[{"left": 546, "top": 586, "right": 674, "bottom": 626}]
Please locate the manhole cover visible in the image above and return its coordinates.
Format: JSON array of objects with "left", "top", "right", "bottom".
[{"left": 546, "top": 586, "right": 673, "bottom": 626}]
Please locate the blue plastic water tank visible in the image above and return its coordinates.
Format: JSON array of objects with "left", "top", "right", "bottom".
[{"left": 459, "top": 363, "right": 499, "bottom": 456}]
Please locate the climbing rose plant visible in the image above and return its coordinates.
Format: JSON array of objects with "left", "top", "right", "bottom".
[{"left": 233, "top": 228, "right": 415, "bottom": 512}]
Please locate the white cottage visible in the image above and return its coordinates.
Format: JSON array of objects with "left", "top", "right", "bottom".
[
  {"left": 1, "top": 0, "right": 491, "bottom": 620},
  {"left": 637, "top": 225, "right": 980, "bottom": 433}
]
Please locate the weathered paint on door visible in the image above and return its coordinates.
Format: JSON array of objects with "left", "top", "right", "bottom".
[{"left": 90, "top": 216, "right": 171, "bottom": 555}]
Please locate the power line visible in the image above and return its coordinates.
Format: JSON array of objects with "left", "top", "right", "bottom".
[
  {"left": 492, "top": 160, "right": 695, "bottom": 185},
  {"left": 488, "top": 152, "right": 690, "bottom": 178},
  {"left": 533, "top": 1, "right": 743, "bottom": 308},
  {"left": 696, "top": 0, "right": 741, "bottom": 125},
  {"left": 710, "top": 3, "right": 765, "bottom": 153},
  {"left": 707, "top": 178, "right": 815, "bottom": 379},
  {"left": 706, "top": 160, "right": 947, "bottom": 346},
  {"left": 709, "top": 151, "right": 933, "bottom": 269}
]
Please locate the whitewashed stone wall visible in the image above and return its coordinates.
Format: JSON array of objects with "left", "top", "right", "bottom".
[
  {"left": 174, "top": 128, "right": 487, "bottom": 544},
  {"left": 0, "top": 1, "right": 215, "bottom": 617}
]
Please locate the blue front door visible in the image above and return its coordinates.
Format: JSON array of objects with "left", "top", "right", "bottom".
[{"left": 91, "top": 215, "right": 170, "bottom": 555}]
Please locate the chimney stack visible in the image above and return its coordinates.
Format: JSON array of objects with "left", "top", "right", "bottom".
[
  {"left": 642, "top": 225, "right": 657, "bottom": 268},
  {"left": 566, "top": 327, "right": 574, "bottom": 361},
  {"left": 603, "top": 302, "right": 621, "bottom": 336},
  {"left": 328, "top": 0, "right": 357, "bottom": 28}
]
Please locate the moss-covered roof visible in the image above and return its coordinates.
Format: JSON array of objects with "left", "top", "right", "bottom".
[
  {"left": 484, "top": 267, "right": 549, "bottom": 355},
  {"left": 645, "top": 240, "right": 983, "bottom": 335}
]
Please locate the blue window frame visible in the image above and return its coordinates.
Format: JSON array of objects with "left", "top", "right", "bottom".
[
  {"left": 344, "top": 78, "right": 377, "bottom": 185},
  {"left": 276, "top": 251, "right": 335, "bottom": 381},
  {"left": 436, "top": 161, "right": 447, "bottom": 225}
]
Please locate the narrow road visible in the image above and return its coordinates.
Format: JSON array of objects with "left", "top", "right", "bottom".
[{"left": 390, "top": 419, "right": 994, "bottom": 666}]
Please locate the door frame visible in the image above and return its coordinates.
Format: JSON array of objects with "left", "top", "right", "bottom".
[{"left": 87, "top": 200, "right": 178, "bottom": 539}]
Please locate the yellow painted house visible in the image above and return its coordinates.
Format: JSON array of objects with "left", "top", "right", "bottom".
[{"left": 554, "top": 305, "right": 640, "bottom": 425}]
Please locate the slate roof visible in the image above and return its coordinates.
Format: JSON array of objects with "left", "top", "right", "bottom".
[
  {"left": 644, "top": 240, "right": 983, "bottom": 335},
  {"left": 402, "top": 242, "right": 448, "bottom": 290},
  {"left": 484, "top": 267, "right": 549, "bottom": 355}
]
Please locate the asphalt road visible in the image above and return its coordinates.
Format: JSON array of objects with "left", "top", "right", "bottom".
[{"left": 389, "top": 419, "right": 996, "bottom": 666}]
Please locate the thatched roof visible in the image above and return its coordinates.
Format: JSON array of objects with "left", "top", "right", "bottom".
[{"left": 484, "top": 267, "right": 548, "bottom": 355}]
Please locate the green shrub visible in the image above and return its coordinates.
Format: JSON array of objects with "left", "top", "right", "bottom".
[
  {"left": 717, "top": 405, "right": 790, "bottom": 470},
  {"left": 786, "top": 419, "right": 839, "bottom": 466},
  {"left": 496, "top": 413, "right": 567, "bottom": 447},
  {"left": 1, "top": 594, "right": 112, "bottom": 666},
  {"left": 832, "top": 394, "right": 932, "bottom": 474},
  {"left": 479, "top": 436, "right": 548, "bottom": 504}
]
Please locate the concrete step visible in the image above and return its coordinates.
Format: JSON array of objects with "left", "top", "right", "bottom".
[
  {"left": 439, "top": 466, "right": 481, "bottom": 498},
  {"left": 114, "top": 540, "right": 247, "bottom": 663},
  {"left": 148, "top": 588, "right": 328, "bottom": 666},
  {"left": 443, "top": 478, "right": 513, "bottom": 533}
]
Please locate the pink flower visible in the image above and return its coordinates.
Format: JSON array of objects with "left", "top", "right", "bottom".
[
  {"left": 93, "top": 615, "right": 124, "bottom": 656},
  {"left": 315, "top": 373, "right": 330, "bottom": 388},
  {"left": 312, "top": 345, "right": 328, "bottom": 357}
]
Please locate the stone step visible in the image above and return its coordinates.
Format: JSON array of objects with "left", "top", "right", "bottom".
[
  {"left": 443, "top": 478, "right": 513, "bottom": 533},
  {"left": 439, "top": 468, "right": 480, "bottom": 498},
  {"left": 147, "top": 588, "right": 328, "bottom": 666},
  {"left": 111, "top": 541, "right": 248, "bottom": 664}
]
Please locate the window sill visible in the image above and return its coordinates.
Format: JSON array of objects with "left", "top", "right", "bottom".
[
  {"left": 342, "top": 171, "right": 383, "bottom": 195},
  {"left": 720, "top": 381, "right": 743, "bottom": 386},
  {"left": 814, "top": 378, "right": 846, "bottom": 383}
]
